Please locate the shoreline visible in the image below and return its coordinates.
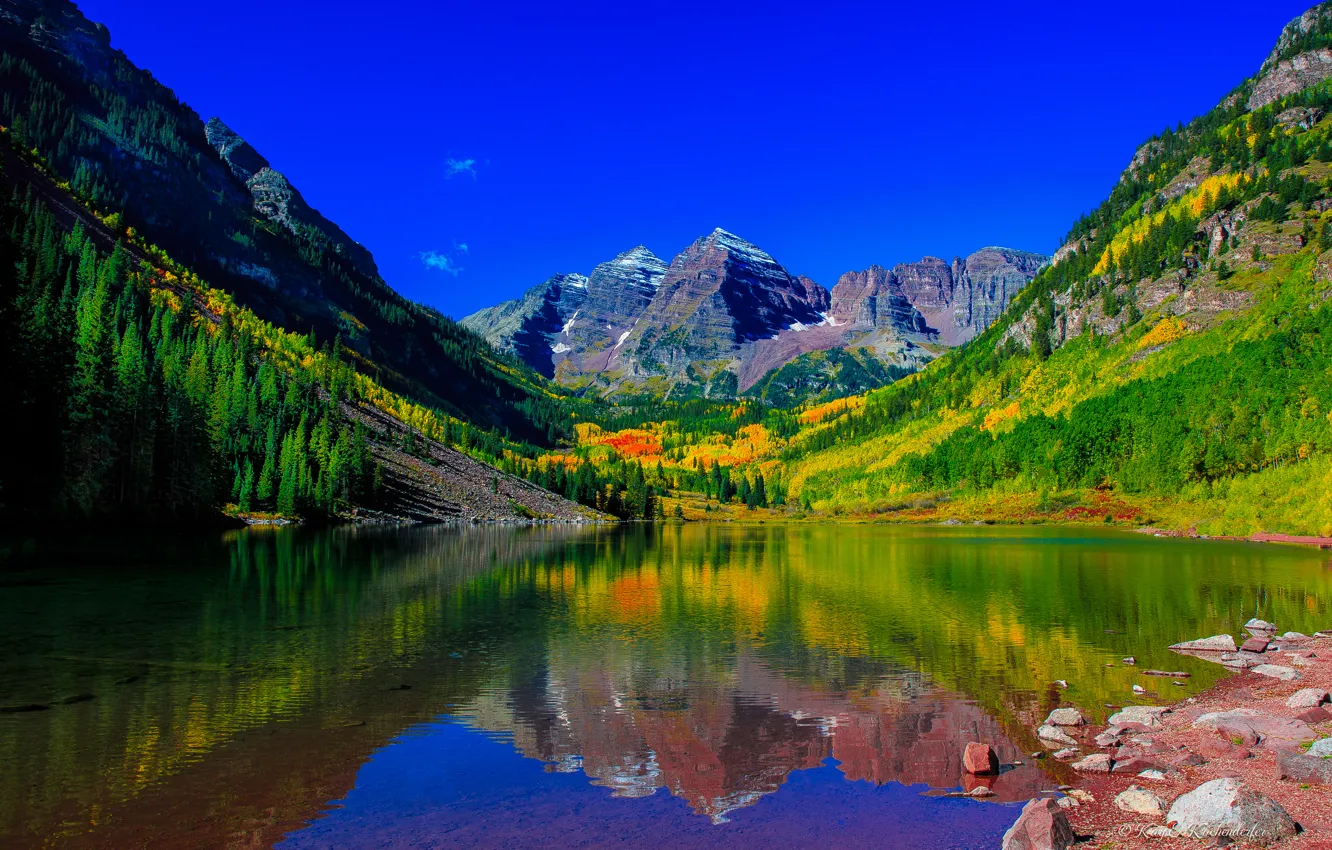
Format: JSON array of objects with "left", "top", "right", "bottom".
[{"left": 1032, "top": 629, "right": 1332, "bottom": 847}]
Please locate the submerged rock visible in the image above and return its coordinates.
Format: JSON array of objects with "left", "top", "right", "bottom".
[
  {"left": 1171, "top": 634, "right": 1238, "bottom": 653},
  {"left": 1245, "top": 619, "right": 1277, "bottom": 636},
  {"left": 1219, "top": 652, "right": 1264, "bottom": 669},
  {"left": 1310, "top": 738, "right": 1332, "bottom": 758},
  {"left": 1165, "top": 778, "right": 1296, "bottom": 845},
  {"left": 1001, "top": 798, "right": 1076, "bottom": 850}
]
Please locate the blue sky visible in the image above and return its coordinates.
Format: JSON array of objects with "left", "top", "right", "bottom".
[{"left": 80, "top": 0, "right": 1314, "bottom": 318}]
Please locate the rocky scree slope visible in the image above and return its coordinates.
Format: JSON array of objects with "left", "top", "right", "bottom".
[
  {"left": 0, "top": 0, "right": 565, "bottom": 443},
  {"left": 464, "top": 227, "right": 1045, "bottom": 402}
]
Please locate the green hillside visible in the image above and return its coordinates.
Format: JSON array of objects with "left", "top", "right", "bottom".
[
  {"left": 0, "top": 1, "right": 568, "bottom": 445},
  {"left": 778, "top": 15, "right": 1332, "bottom": 536}
]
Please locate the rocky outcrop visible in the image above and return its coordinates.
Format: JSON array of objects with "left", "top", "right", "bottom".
[
  {"left": 205, "top": 118, "right": 379, "bottom": 279},
  {"left": 827, "top": 265, "right": 929, "bottom": 335},
  {"left": 1250, "top": 47, "right": 1332, "bottom": 111},
  {"left": 823, "top": 248, "right": 1046, "bottom": 346}
]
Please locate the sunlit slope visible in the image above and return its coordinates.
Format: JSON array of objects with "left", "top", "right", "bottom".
[{"left": 780, "top": 21, "right": 1332, "bottom": 536}]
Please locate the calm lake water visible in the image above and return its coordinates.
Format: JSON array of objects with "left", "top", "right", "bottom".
[{"left": 1, "top": 524, "right": 1329, "bottom": 848}]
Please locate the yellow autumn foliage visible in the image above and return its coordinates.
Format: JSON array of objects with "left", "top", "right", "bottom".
[
  {"left": 1093, "top": 172, "right": 1250, "bottom": 275},
  {"left": 800, "top": 395, "right": 865, "bottom": 425},
  {"left": 982, "top": 402, "right": 1021, "bottom": 432},
  {"left": 1137, "top": 316, "right": 1188, "bottom": 349}
]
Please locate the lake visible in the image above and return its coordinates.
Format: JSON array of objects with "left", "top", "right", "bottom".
[{"left": 1, "top": 523, "right": 1329, "bottom": 848}]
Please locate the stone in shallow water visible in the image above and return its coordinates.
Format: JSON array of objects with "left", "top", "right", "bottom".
[
  {"left": 1310, "top": 738, "right": 1332, "bottom": 758},
  {"left": 1245, "top": 618, "right": 1277, "bottom": 636},
  {"left": 1241, "top": 636, "right": 1270, "bottom": 653},
  {"left": 1037, "top": 725, "right": 1078, "bottom": 747},
  {"left": 1166, "top": 778, "right": 1295, "bottom": 845},
  {"left": 1001, "top": 798, "right": 1076, "bottom": 850},
  {"left": 1171, "top": 634, "right": 1238, "bottom": 653},
  {"left": 963, "top": 742, "right": 998, "bottom": 775},
  {"left": 1094, "top": 731, "right": 1120, "bottom": 747},
  {"left": 1114, "top": 785, "right": 1167, "bottom": 816},
  {"left": 1052, "top": 747, "right": 1079, "bottom": 760},
  {"left": 1044, "top": 708, "right": 1084, "bottom": 727}
]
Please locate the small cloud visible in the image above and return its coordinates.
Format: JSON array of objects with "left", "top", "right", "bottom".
[
  {"left": 446, "top": 157, "right": 478, "bottom": 180},
  {"left": 454, "top": 241, "right": 469, "bottom": 255},
  {"left": 420, "top": 249, "right": 463, "bottom": 276}
]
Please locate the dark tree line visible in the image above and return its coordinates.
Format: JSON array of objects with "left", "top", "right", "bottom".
[{"left": 0, "top": 183, "right": 377, "bottom": 525}]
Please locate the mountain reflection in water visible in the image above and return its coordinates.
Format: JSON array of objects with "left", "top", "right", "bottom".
[{"left": 1, "top": 523, "right": 1328, "bottom": 848}]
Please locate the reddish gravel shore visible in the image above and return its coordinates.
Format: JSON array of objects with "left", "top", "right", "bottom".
[{"left": 1058, "top": 634, "right": 1332, "bottom": 848}]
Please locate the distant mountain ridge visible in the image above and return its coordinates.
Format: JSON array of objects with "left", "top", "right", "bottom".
[{"left": 463, "top": 229, "right": 1046, "bottom": 400}]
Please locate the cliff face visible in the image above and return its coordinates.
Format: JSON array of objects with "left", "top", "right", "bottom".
[
  {"left": 204, "top": 118, "right": 380, "bottom": 279},
  {"left": 464, "top": 230, "right": 1046, "bottom": 401}
]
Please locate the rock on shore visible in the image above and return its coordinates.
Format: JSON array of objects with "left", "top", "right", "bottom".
[
  {"left": 1050, "top": 628, "right": 1332, "bottom": 847},
  {"left": 1166, "top": 778, "right": 1296, "bottom": 844},
  {"left": 1001, "top": 798, "right": 1076, "bottom": 850}
]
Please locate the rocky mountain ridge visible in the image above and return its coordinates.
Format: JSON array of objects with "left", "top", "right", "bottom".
[{"left": 464, "top": 229, "right": 1046, "bottom": 401}]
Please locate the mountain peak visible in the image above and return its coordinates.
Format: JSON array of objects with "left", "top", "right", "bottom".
[
  {"left": 610, "top": 245, "right": 666, "bottom": 270},
  {"left": 204, "top": 117, "right": 270, "bottom": 184},
  {"left": 1263, "top": 2, "right": 1332, "bottom": 70},
  {"left": 700, "top": 227, "right": 781, "bottom": 266},
  {"left": 1249, "top": 3, "right": 1332, "bottom": 110}
]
